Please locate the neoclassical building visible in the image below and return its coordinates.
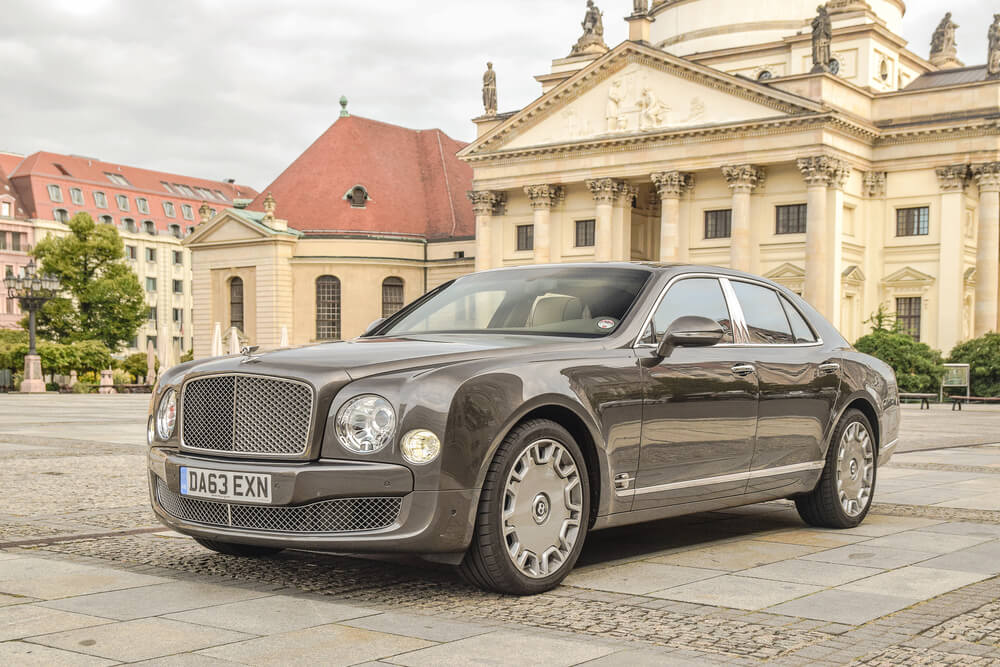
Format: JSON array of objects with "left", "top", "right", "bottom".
[{"left": 462, "top": 0, "right": 1000, "bottom": 352}]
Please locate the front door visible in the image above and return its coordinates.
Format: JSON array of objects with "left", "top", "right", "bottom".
[{"left": 634, "top": 277, "right": 759, "bottom": 511}]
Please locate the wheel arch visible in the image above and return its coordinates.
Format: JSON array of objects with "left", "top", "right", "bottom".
[{"left": 833, "top": 392, "right": 881, "bottom": 454}]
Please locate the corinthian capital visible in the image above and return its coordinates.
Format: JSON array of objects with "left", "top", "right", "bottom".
[
  {"left": 797, "top": 156, "right": 850, "bottom": 189},
  {"left": 523, "top": 184, "right": 564, "bottom": 210},
  {"left": 973, "top": 163, "right": 1000, "bottom": 192},
  {"left": 863, "top": 171, "right": 886, "bottom": 198},
  {"left": 651, "top": 171, "right": 695, "bottom": 199},
  {"left": 467, "top": 190, "right": 506, "bottom": 216},
  {"left": 936, "top": 165, "right": 970, "bottom": 193},
  {"left": 587, "top": 178, "right": 625, "bottom": 204},
  {"left": 722, "top": 165, "right": 766, "bottom": 194}
]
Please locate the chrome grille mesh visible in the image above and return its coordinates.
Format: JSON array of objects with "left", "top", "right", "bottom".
[
  {"left": 155, "top": 479, "right": 402, "bottom": 533},
  {"left": 181, "top": 375, "right": 313, "bottom": 457}
]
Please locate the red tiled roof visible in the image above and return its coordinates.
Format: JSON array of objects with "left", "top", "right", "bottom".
[
  {"left": 248, "top": 115, "right": 474, "bottom": 240},
  {"left": 8, "top": 151, "right": 259, "bottom": 233},
  {"left": 0, "top": 152, "right": 25, "bottom": 179}
]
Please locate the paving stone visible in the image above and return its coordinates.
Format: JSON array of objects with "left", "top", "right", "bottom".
[
  {"left": 753, "top": 529, "right": 870, "bottom": 548},
  {"left": 0, "top": 592, "right": 38, "bottom": 607},
  {"left": 765, "top": 589, "right": 915, "bottom": 624},
  {"left": 40, "top": 580, "right": 270, "bottom": 620},
  {"left": 131, "top": 655, "right": 241, "bottom": 667},
  {"left": 564, "top": 562, "right": 722, "bottom": 595},
  {"left": 801, "top": 544, "right": 936, "bottom": 569},
  {"left": 201, "top": 623, "right": 434, "bottom": 666},
  {"left": 649, "top": 539, "right": 817, "bottom": 571},
  {"left": 0, "top": 605, "right": 112, "bottom": 641},
  {"left": 739, "top": 559, "right": 881, "bottom": 586},
  {"left": 833, "top": 515, "right": 944, "bottom": 537},
  {"left": 937, "top": 494, "right": 1000, "bottom": 511},
  {"left": 858, "top": 531, "right": 995, "bottom": 554},
  {"left": 0, "top": 640, "right": 116, "bottom": 666},
  {"left": 648, "top": 574, "right": 821, "bottom": 611},
  {"left": 0, "top": 556, "right": 170, "bottom": 600},
  {"left": 579, "top": 647, "right": 717, "bottom": 665},
  {"left": 165, "top": 594, "right": 379, "bottom": 635},
  {"left": 917, "top": 542, "right": 1000, "bottom": 575},
  {"left": 389, "top": 629, "right": 616, "bottom": 666},
  {"left": 920, "top": 522, "right": 1000, "bottom": 539},
  {"left": 838, "top": 566, "right": 991, "bottom": 600},
  {"left": 32, "top": 617, "right": 253, "bottom": 662},
  {"left": 341, "top": 610, "right": 494, "bottom": 643},
  {"left": 878, "top": 487, "right": 968, "bottom": 505}
]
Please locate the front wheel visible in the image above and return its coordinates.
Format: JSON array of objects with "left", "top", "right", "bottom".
[
  {"left": 460, "top": 419, "right": 590, "bottom": 595},
  {"left": 194, "top": 538, "right": 284, "bottom": 558},
  {"left": 796, "top": 409, "right": 877, "bottom": 529}
]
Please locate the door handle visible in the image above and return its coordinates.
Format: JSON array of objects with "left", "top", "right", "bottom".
[
  {"left": 819, "top": 362, "right": 841, "bottom": 375},
  {"left": 731, "top": 364, "right": 756, "bottom": 377}
]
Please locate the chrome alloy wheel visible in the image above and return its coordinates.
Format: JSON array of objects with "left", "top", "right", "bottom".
[
  {"left": 502, "top": 439, "right": 583, "bottom": 579},
  {"left": 836, "top": 421, "right": 875, "bottom": 517}
]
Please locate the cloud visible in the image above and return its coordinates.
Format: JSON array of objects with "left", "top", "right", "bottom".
[{"left": 0, "top": 0, "right": 992, "bottom": 189}]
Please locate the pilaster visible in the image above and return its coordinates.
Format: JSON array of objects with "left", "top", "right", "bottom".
[
  {"left": 797, "top": 156, "right": 850, "bottom": 323},
  {"left": 936, "top": 165, "right": 970, "bottom": 350},
  {"left": 468, "top": 190, "right": 506, "bottom": 272},
  {"left": 524, "top": 185, "right": 563, "bottom": 264}
]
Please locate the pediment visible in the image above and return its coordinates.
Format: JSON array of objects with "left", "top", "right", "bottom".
[
  {"left": 842, "top": 265, "right": 866, "bottom": 284},
  {"left": 184, "top": 212, "right": 278, "bottom": 247},
  {"left": 462, "top": 42, "right": 822, "bottom": 157},
  {"left": 882, "top": 266, "right": 935, "bottom": 286},
  {"left": 765, "top": 263, "right": 806, "bottom": 281}
]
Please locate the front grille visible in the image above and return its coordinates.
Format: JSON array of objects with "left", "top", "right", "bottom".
[
  {"left": 181, "top": 374, "right": 313, "bottom": 458},
  {"left": 155, "top": 479, "right": 402, "bottom": 533}
]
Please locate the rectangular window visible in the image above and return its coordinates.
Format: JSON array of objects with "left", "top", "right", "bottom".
[
  {"left": 70, "top": 188, "right": 84, "bottom": 205},
  {"left": 163, "top": 201, "right": 176, "bottom": 217},
  {"left": 776, "top": 204, "right": 807, "bottom": 235},
  {"left": 11, "top": 233, "right": 21, "bottom": 251},
  {"left": 575, "top": 219, "right": 596, "bottom": 247},
  {"left": 126, "top": 245, "right": 137, "bottom": 260},
  {"left": 145, "top": 277, "right": 157, "bottom": 292},
  {"left": 148, "top": 306, "right": 157, "bottom": 323},
  {"left": 172, "top": 308, "right": 183, "bottom": 323},
  {"left": 0, "top": 233, "right": 6, "bottom": 250},
  {"left": 516, "top": 224, "right": 534, "bottom": 252},
  {"left": 147, "top": 335, "right": 157, "bottom": 350},
  {"left": 145, "top": 247, "right": 156, "bottom": 262},
  {"left": 47, "top": 184, "right": 63, "bottom": 202},
  {"left": 181, "top": 204, "right": 194, "bottom": 220},
  {"left": 0, "top": 202, "right": 9, "bottom": 217},
  {"left": 172, "top": 250, "right": 183, "bottom": 265},
  {"left": 94, "top": 191, "right": 108, "bottom": 208},
  {"left": 173, "top": 279, "right": 183, "bottom": 294},
  {"left": 116, "top": 194, "right": 129, "bottom": 211},
  {"left": 896, "top": 207, "right": 929, "bottom": 237},
  {"left": 105, "top": 173, "right": 129, "bottom": 186},
  {"left": 136, "top": 198, "right": 149, "bottom": 214},
  {"left": 704, "top": 209, "right": 732, "bottom": 239},
  {"left": 896, "top": 297, "right": 922, "bottom": 341}
]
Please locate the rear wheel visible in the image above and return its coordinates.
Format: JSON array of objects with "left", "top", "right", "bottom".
[
  {"left": 194, "top": 538, "right": 284, "bottom": 558},
  {"left": 796, "top": 409, "right": 877, "bottom": 529},
  {"left": 460, "top": 419, "right": 590, "bottom": 595}
]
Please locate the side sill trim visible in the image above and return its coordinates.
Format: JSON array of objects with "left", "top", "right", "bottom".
[{"left": 617, "top": 460, "right": 825, "bottom": 498}]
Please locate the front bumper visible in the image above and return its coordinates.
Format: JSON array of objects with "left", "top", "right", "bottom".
[{"left": 148, "top": 447, "right": 476, "bottom": 555}]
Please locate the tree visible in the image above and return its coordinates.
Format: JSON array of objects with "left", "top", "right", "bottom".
[
  {"left": 949, "top": 333, "right": 1000, "bottom": 397},
  {"left": 31, "top": 212, "right": 146, "bottom": 353},
  {"left": 123, "top": 352, "right": 158, "bottom": 382},
  {"left": 854, "top": 306, "right": 945, "bottom": 393}
]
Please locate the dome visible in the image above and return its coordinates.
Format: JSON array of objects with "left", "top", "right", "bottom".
[{"left": 649, "top": 0, "right": 905, "bottom": 56}]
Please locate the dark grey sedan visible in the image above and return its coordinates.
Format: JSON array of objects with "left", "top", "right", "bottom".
[{"left": 147, "top": 263, "right": 900, "bottom": 595}]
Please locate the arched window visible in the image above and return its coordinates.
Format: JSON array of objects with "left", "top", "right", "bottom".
[
  {"left": 229, "top": 278, "right": 244, "bottom": 333},
  {"left": 168, "top": 223, "right": 182, "bottom": 238},
  {"left": 99, "top": 215, "right": 113, "bottom": 225},
  {"left": 382, "top": 277, "right": 404, "bottom": 318},
  {"left": 123, "top": 218, "right": 137, "bottom": 233},
  {"left": 316, "top": 275, "right": 341, "bottom": 340},
  {"left": 143, "top": 220, "right": 156, "bottom": 235},
  {"left": 345, "top": 185, "right": 369, "bottom": 209},
  {"left": 756, "top": 70, "right": 773, "bottom": 82},
  {"left": 53, "top": 208, "right": 69, "bottom": 223}
]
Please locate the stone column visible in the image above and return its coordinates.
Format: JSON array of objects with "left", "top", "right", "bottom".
[
  {"left": 587, "top": 179, "right": 623, "bottom": 262},
  {"left": 468, "top": 190, "right": 505, "bottom": 272},
  {"left": 797, "top": 156, "right": 850, "bottom": 321},
  {"left": 524, "top": 185, "right": 563, "bottom": 264},
  {"left": 973, "top": 163, "right": 1000, "bottom": 335},
  {"left": 651, "top": 171, "right": 694, "bottom": 262},
  {"left": 613, "top": 185, "right": 638, "bottom": 261},
  {"left": 722, "top": 165, "right": 765, "bottom": 272},
  {"left": 862, "top": 171, "right": 887, "bottom": 331},
  {"left": 936, "top": 166, "right": 970, "bottom": 351}
]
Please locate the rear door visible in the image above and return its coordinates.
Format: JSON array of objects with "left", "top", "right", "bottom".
[{"left": 726, "top": 280, "right": 842, "bottom": 494}]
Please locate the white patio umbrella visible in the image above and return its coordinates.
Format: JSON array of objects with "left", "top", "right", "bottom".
[
  {"left": 146, "top": 338, "right": 156, "bottom": 382},
  {"left": 228, "top": 327, "right": 241, "bottom": 355},
  {"left": 211, "top": 322, "right": 223, "bottom": 357},
  {"left": 279, "top": 326, "right": 289, "bottom": 348}
]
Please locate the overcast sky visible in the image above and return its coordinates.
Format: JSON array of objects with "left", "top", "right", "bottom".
[{"left": 1, "top": 0, "right": 992, "bottom": 189}]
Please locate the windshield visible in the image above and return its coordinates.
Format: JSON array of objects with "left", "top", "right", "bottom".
[{"left": 379, "top": 266, "right": 652, "bottom": 338}]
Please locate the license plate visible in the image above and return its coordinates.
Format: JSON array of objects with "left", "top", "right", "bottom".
[{"left": 180, "top": 467, "right": 272, "bottom": 503}]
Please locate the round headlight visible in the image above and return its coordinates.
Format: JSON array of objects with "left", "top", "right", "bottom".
[
  {"left": 401, "top": 429, "right": 441, "bottom": 465},
  {"left": 156, "top": 389, "right": 177, "bottom": 440},
  {"left": 336, "top": 395, "right": 395, "bottom": 454}
]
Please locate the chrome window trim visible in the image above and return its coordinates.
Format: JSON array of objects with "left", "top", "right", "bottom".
[{"left": 616, "top": 460, "right": 825, "bottom": 498}]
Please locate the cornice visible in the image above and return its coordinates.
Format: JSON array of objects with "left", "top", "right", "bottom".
[{"left": 875, "top": 119, "right": 1000, "bottom": 147}]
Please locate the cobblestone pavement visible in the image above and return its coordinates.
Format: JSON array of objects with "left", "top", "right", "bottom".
[{"left": 1, "top": 396, "right": 1000, "bottom": 665}]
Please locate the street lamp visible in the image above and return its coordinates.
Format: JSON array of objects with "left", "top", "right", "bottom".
[{"left": 5, "top": 260, "right": 61, "bottom": 393}]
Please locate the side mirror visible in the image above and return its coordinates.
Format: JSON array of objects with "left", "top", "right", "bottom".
[
  {"left": 656, "top": 316, "right": 726, "bottom": 358},
  {"left": 363, "top": 318, "right": 385, "bottom": 336}
]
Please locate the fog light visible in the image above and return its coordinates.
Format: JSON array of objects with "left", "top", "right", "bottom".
[{"left": 401, "top": 429, "right": 441, "bottom": 465}]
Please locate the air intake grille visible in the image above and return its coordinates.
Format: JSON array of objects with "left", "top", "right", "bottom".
[
  {"left": 155, "top": 479, "right": 402, "bottom": 533},
  {"left": 181, "top": 374, "right": 313, "bottom": 458}
]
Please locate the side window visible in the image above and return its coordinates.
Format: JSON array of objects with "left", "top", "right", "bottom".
[
  {"left": 781, "top": 296, "right": 817, "bottom": 344},
  {"left": 731, "top": 281, "right": 794, "bottom": 344},
  {"left": 651, "top": 278, "right": 734, "bottom": 344}
]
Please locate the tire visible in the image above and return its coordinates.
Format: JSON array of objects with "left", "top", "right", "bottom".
[
  {"left": 459, "top": 419, "right": 591, "bottom": 595},
  {"left": 194, "top": 537, "right": 284, "bottom": 558},
  {"left": 796, "top": 408, "right": 877, "bottom": 529}
]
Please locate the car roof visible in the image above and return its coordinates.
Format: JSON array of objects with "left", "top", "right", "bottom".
[{"left": 475, "top": 262, "right": 774, "bottom": 282}]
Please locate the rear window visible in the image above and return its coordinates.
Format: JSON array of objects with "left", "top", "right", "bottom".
[{"left": 731, "top": 281, "right": 795, "bottom": 345}]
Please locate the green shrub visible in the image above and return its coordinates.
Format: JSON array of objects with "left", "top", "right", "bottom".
[
  {"left": 949, "top": 333, "right": 1000, "bottom": 397},
  {"left": 112, "top": 368, "right": 132, "bottom": 385},
  {"left": 72, "top": 382, "right": 96, "bottom": 394},
  {"left": 854, "top": 306, "right": 944, "bottom": 394},
  {"left": 45, "top": 381, "right": 60, "bottom": 392}
]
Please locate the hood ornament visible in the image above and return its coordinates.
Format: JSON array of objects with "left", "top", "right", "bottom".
[{"left": 240, "top": 345, "right": 261, "bottom": 363}]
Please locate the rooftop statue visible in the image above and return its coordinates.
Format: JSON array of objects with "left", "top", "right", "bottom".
[
  {"left": 810, "top": 5, "right": 833, "bottom": 73},
  {"left": 632, "top": 0, "right": 649, "bottom": 17},
  {"left": 482, "top": 62, "right": 497, "bottom": 116},
  {"left": 990, "top": 14, "right": 1000, "bottom": 78},
  {"left": 570, "top": 0, "right": 609, "bottom": 56},
  {"left": 930, "top": 13, "right": 961, "bottom": 67}
]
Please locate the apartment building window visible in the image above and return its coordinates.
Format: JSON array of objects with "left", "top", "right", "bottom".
[
  {"left": 48, "top": 185, "right": 63, "bottom": 202},
  {"left": 11, "top": 233, "right": 21, "bottom": 252},
  {"left": 116, "top": 194, "right": 129, "bottom": 211},
  {"left": 70, "top": 188, "right": 84, "bottom": 205},
  {"left": 516, "top": 224, "right": 534, "bottom": 252},
  {"left": 896, "top": 207, "right": 929, "bottom": 237},
  {"left": 229, "top": 278, "right": 244, "bottom": 333},
  {"left": 136, "top": 198, "right": 150, "bottom": 214},
  {"left": 213, "top": 190, "right": 227, "bottom": 201},
  {"left": 173, "top": 184, "right": 195, "bottom": 197},
  {"left": 316, "top": 275, "right": 341, "bottom": 340},
  {"left": 172, "top": 250, "right": 183, "bottom": 265},
  {"left": 705, "top": 209, "right": 732, "bottom": 239},
  {"left": 145, "top": 277, "right": 157, "bottom": 292},
  {"left": 172, "top": 308, "right": 183, "bottom": 324},
  {"left": 94, "top": 191, "right": 108, "bottom": 208},
  {"left": 123, "top": 218, "right": 137, "bottom": 233},
  {"left": 0, "top": 233, "right": 6, "bottom": 250},
  {"left": 125, "top": 245, "right": 137, "bottom": 260},
  {"left": 381, "top": 277, "right": 404, "bottom": 318},
  {"left": 147, "top": 336, "right": 157, "bottom": 350},
  {"left": 181, "top": 204, "right": 194, "bottom": 220},
  {"left": 169, "top": 224, "right": 182, "bottom": 238},
  {"left": 0, "top": 202, "right": 9, "bottom": 217},
  {"left": 163, "top": 201, "right": 176, "bottom": 217},
  {"left": 145, "top": 247, "right": 156, "bottom": 262},
  {"left": 148, "top": 307, "right": 157, "bottom": 323},
  {"left": 575, "top": 219, "right": 596, "bottom": 247},
  {"left": 896, "top": 297, "right": 922, "bottom": 341},
  {"left": 776, "top": 204, "right": 807, "bottom": 234},
  {"left": 99, "top": 215, "right": 113, "bottom": 225},
  {"left": 173, "top": 279, "right": 183, "bottom": 294},
  {"left": 143, "top": 220, "right": 156, "bottom": 235},
  {"left": 54, "top": 208, "right": 70, "bottom": 223},
  {"left": 105, "top": 173, "right": 130, "bottom": 186}
]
